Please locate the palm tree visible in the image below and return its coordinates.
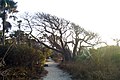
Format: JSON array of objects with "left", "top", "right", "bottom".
[{"left": 0, "top": 0, "right": 18, "bottom": 45}]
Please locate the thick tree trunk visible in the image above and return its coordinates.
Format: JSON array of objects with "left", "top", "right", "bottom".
[
  {"left": 31, "top": 34, "right": 72, "bottom": 61},
  {"left": 62, "top": 48, "right": 72, "bottom": 61},
  {"left": 72, "top": 40, "right": 79, "bottom": 59}
]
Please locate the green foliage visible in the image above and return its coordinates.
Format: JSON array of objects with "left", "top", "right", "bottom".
[
  {"left": 51, "top": 52, "right": 63, "bottom": 62},
  {"left": 40, "top": 47, "right": 52, "bottom": 58},
  {"left": 90, "top": 46, "right": 120, "bottom": 65},
  {"left": 3, "top": 45, "right": 45, "bottom": 67},
  {"left": 0, "top": 0, "right": 18, "bottom": 45},
  {"left": 74, "top": 48, "right": 91, "bottom": 61},
  {"left": 0, "top": 44, "right": 46, "bottom": 79},
  {"left": 60, "top": 46, "right": 120, "bottom": 80},
  {"left": 0, "top": 45, "right": 9, "bottom": 57},
  {"left": 0, "top": 0, "right": 17, "bottom": 13}
]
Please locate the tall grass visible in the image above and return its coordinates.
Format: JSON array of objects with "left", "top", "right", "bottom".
[{"left": 60, "top": 46, "right": 120, "bottom": 80}]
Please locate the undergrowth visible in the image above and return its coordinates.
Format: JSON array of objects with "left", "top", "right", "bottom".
[{"left": 59, "top": 46, "right": 120, "bottom": 80}]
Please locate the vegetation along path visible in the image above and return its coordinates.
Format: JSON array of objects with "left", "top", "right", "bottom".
[{"left": 42, "top": 59, "right": 72, "bottom": 80}]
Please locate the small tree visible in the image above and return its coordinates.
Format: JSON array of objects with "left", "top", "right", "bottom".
[
  {"left": 113, "top": 38, "right": 120, "bottom": 46},
  {"left": 0, "top": 0, "right": 18, "bottom": 45}
]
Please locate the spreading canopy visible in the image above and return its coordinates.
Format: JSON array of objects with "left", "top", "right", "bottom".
[{"left": 22, "top": 12, "right": 101, "bottom": 61}]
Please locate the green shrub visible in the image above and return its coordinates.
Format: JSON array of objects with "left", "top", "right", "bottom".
[
  {"left": 0, "top": 44, "right": 46, "bottom": 79},
  {"left": 60, "top": 46, "right": 120, "bottom": 80}
]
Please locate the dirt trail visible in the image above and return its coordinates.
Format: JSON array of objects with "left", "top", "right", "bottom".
[{"left": 42, "top": 59, "right": 72, "bottom": 80}]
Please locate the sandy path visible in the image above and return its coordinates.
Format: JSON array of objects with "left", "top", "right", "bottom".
[{"left": 42, "top": 59, "right": 72, "bottom": 80}]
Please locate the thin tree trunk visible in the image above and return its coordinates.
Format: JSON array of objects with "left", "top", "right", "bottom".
[{"left": 2, "top": 11, "right": 6, "bottom": 46}]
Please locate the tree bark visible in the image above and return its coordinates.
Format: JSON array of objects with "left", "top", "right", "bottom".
[
  {"left": 2, "top": 11, "right": 6, "bottom": 45},
  {"left": 73, "top": 39, "right": 79, "bottom": 59}
]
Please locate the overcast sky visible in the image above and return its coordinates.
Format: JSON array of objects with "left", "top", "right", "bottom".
[{"left": 14, "top": 0, "right": 120, "bottom": 45}]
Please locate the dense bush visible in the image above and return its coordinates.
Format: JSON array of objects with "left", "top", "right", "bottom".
[
  {"left": 59, "top": 46, "right": 120, "bottom": 80},
  {"left": 0, "top": 44, "right": 46, "bottom": 79},
  {"left": 51, "top": 53, "right": 63, "bottom": 62}
]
